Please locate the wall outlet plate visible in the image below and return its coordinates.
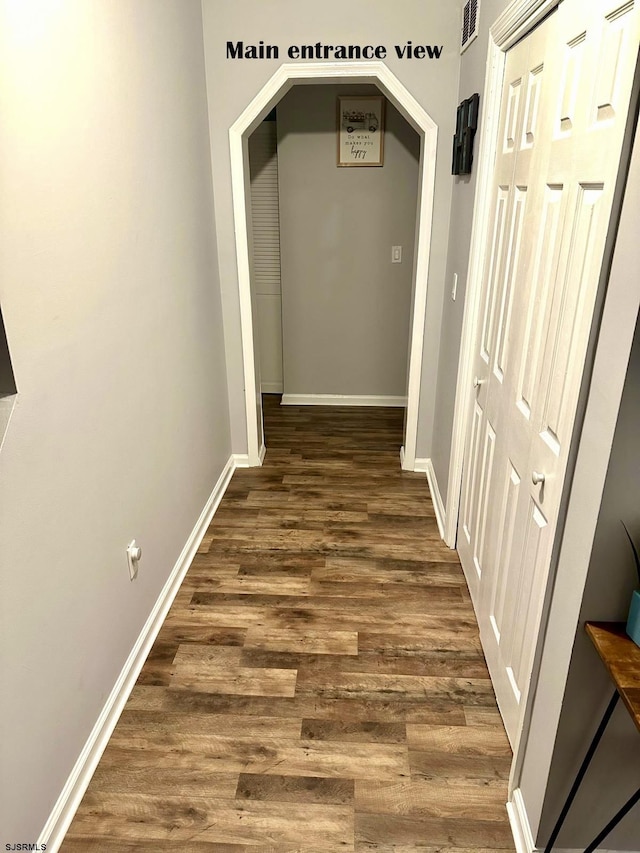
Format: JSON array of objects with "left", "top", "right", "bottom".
[{"left": 127, "top": 540, "right": 141, "bottom": 581}]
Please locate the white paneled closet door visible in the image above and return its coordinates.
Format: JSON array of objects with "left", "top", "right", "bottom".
[
  {"left": 249, "top": 120, "right": 284, "bottom": 394},
  {"left": 458, "top": 0, "right": 640, "bottom": 747}
]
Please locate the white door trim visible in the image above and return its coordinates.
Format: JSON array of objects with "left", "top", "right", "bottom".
[
  {"left": 444, "top": 0, "right": 561, "bottom": 547},
  {"left": 229, "top": 61, "right": 437, "bottom": 468}
]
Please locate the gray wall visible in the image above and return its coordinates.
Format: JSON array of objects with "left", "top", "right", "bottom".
[
  {"left": 277, "top": 84, "right": 420, "bottom": 398},
  {"left": 201, "top": 0, "right": 462, "bottom": 455},
  {"left": 0, "top": 1, "right": 230, "bottom": 841},
  {"left": 430, "top": 0, "right": 512, "bottom": 499}
]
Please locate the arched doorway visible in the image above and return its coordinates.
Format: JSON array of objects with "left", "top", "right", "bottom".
[{"left": 229, "top": 61, "right": 437, "bottom": 469}]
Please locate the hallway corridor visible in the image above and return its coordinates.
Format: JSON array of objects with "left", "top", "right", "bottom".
[{"left": 61, "top": 397, "right": 514, "bottom": 851}]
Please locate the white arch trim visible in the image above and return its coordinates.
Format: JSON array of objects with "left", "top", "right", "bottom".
[{"left": 229, "top": 61, "right": 438, "bottom": 468}]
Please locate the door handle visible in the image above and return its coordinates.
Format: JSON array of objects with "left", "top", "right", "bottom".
[
  {"left": 473, "top": 376, "right": 485, "bottom": 389},
  {"left": 532, "top": 471, "right": 545, "bottom": 486}
]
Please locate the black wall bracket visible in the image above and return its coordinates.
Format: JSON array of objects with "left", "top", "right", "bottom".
[{"left": 452, "top": 93, "right": 480, "bottom": 176}]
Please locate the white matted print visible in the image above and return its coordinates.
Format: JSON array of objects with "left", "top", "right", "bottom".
[{"left": 337, "top": 96, "right": 385, "bottom": 167}]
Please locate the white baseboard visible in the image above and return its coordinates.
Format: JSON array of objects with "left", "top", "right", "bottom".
[
  {"left": 413, "top": 456, "right": 429, "bottom": 473},
  {"left": 425, "top": 459, "right": 446, "bottom": 542},
  {"left": 508, "top": 789, "right": 617, "bottom": 853},
  {"left": 260, "top": 382, "right": 283, "bottom": 394},
  {"left": 39, "top": 455, "right": 237, "bottom": 853},
  {"left": 508, "top": 788, "right": 537, "bottom": 853},
  {"left": 407, "top": 458, "right": 448, "bottom": 545},
  {"left": 232, "top": 452, "right": 251, "bottom": 468},
  {"left": 281, "top": 393, "right": 407, "bottom": 407},
  {"left": 233, "top": 447, "right": 266, "bottom": 468}
]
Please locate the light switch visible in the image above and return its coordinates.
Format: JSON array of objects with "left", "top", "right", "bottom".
[{"left": 392, "top": 246, "right": 402, "bottom": 263}]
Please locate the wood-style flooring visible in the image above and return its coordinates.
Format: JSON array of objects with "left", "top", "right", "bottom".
[{"left": 61, "top": 396, "right": 514, "bottom": 852}]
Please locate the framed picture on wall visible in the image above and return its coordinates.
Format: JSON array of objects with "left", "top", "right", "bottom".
[{"left": 337, "top": 96, "right": 385, "bottom": 167}]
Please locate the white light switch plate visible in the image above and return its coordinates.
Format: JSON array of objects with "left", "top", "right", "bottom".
[{"left": 392, "top": 246, "right": 402, "bottom": 263}]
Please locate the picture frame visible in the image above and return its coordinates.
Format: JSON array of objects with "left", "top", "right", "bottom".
[{"left": 337, "top": 96, "right": 385, "bottom": 167}]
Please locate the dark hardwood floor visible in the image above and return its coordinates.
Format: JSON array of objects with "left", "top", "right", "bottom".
[{"left": 61, "top": 395, "right": 514, "bottom": 852}]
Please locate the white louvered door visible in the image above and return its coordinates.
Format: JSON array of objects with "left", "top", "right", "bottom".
[
  {"left": 249, "top": 120, "right": 284, "bottom": 394},
  {"left": 458, "top": 0, "right": 639, "bottom": 746}
]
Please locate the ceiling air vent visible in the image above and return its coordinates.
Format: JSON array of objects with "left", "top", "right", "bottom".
[{"left": 461, "top": 0, "right": 480, "bottom": 54}]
